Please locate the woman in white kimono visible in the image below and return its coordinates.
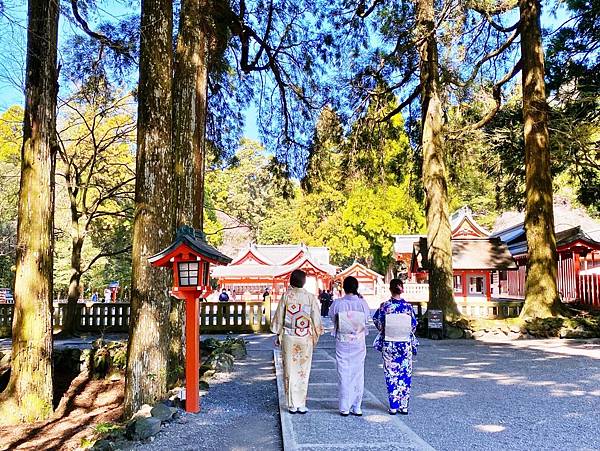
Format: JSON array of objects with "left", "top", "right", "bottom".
[
  {"left": 329, "top": 276, "right": 371, "bottom": 416},
  {"left": 271, "top": 269, "right": 323, "bottom": 414}
]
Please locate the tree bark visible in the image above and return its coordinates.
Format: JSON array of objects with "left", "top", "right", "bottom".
[
  {"left": 0, "top": 0, "right": 59, "bottom": 424},
  {"left": 61, "top": 235, "right": 84, "bottom": 337},
  {"left": 519, "top": 0, "right": 562, "bottom": 319},
  {"left": 169, "top": 0, "right": 210, "bottom": 387},
  {"left": 60, "top": 195, "right": 85, "bottom": 336},
  {"left": 416, "top": 0, "right": 459, "bottom": 320},
  {"left": 125, "top": 0, "right": 174, "bottom": 416}
]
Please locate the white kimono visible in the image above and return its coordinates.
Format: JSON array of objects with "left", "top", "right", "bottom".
[
  {"left": 271, "top": 287, "right": 323, "bottom": 409},
  {"left": 329, "top": 294, "right": 371, "bottom": 413}
]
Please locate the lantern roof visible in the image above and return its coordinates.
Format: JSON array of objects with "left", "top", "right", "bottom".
[{"left": 149, "top": 225, "right": 232, "bottom": 266}]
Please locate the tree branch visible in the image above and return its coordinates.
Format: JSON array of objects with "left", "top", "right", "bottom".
[
  {"left": 82, "top": 245, "right": 132, "bottom": 275},
  {"left": 70, "top": 0, "right": 133, "bottom": 59}
]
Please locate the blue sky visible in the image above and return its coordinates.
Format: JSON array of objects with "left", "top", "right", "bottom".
[{"left": 0, "top": 1, "right": 570, "bottom": 143}]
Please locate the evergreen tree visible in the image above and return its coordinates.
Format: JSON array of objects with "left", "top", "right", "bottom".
[
  {"left": 0, "top": 0, "right": 59, "bottom": 424},
  {"left": 125, "top": 0, "right": 174, "bottom": 416},
  {"left": 519, "top": 0, "right": 563, "bottom": 318}
]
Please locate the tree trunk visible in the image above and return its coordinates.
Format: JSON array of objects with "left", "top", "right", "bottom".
[
  {"left": 60, "top": 235, "right": 84, "bottom": 336},
  {"left": 416, "top": 0, "right": 459, "bottom": 320},
  {"left": 519, "top": 0, "right": 562, "bottom": 319},
  {"left": 125, "top": 0, "right": 174, "bottom": 417},
  {"left": 0, "top": 0, "right": 59, "bottom": 424},
  {"left": 169, "top": 0, "right": 210, "bottom": 387}
]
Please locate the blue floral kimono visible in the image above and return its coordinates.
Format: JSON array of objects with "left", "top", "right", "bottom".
[{"left": 373, "top": 298, "right": 419, "bottom": 411}]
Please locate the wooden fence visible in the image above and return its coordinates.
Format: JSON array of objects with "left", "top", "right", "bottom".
[
  {"left": 579, "top": 273, "right": 600, "bottom": 308},
  {"left": 200, "top": 301, "right": 272, "bottom": 333},
  {"left": 0, "top": 300, "right": 272, "bottom": 337},
  {"left": 407, "top": 299, "right": 524, "bottom": 320},
  {"left": 1, "top": 295, "right": 527, "bottom": 337},
  {"left": 0, "top": 302, "right": 131, "bottom": 337}
]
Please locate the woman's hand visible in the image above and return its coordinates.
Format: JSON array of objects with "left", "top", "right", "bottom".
[{"left": 274, "top": 336, "right": 280, "bottom": 347}]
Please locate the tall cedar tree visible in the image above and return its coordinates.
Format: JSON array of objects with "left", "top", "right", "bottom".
[
  {"left": 0, "top": 0, "right": 59, "bottom": 424},
  {"left": 125, "top": 0, "right": 174, "bottom": 415},
  {"left": 519, "top": 0, "right": 562, "bottom": 318},
  {"left": 169, "top": 0, "right": 211, "bottom": 385},
  {"left": 416, "top": 0, "right": 458, "bottom": 319}
]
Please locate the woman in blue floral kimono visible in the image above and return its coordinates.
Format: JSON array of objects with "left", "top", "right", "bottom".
[{"left": 373, "top": 279, "right": 418, "bottom": 415}]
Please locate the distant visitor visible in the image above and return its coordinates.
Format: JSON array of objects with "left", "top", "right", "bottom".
[{"left": 219, "top": 289, "right": 230, "bottom": 302}]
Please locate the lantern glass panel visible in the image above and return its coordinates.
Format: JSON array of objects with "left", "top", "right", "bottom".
[{"left": 178, "top": 261, "right": 199, "bottom": 286}]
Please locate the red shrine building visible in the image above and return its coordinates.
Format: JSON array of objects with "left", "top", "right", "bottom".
[
  {"left": 335, "top": 261, "right": 384, "bottom": 297},
  {"left": 492, "top": 206, "right": 600, "bottom": 308},
  {"left": 407, "top": 207, "right": 517, "bottom": 302},
  {"left": 211, "top": 244, "right": 337, "bottom": 300},
  {"left": 394, "top": 205, "right": 600, "bottom": 309}
]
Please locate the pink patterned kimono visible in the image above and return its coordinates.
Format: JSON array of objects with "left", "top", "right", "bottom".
[{"left": 271, "top": 286, "right": 323, "bottom": 409}]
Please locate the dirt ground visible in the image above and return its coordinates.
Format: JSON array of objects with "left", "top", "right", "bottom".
[{"left": 0, "top": 372, "right": 124, "bottom": 451}]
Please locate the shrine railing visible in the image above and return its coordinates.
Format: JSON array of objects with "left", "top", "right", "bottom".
[
  {"left": 406, "top": 298, "right": 524, "bottom": 320},
  {"left": 200, "top": 300, "right": 272, "bottom": 333},
  {"left": 0, "top": 302, "right": 131, "bottom": 337},
  {"left": 403, "top": 283, "right": 429, "bottom": 302},
  {"left": 579, "top": 273, "right": 600, "bottom": 308}
]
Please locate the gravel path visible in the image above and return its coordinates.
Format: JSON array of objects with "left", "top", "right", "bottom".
[{"left": 135, "top": 334, "right": 282, "bottom": 451}]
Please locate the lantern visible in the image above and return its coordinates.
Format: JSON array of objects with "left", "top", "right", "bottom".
[{"left": 149, "top": 225, "right": 231, "bottom": 412}]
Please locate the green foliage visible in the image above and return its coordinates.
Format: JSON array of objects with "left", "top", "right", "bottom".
[
  {"left": 93, "top": 422, "right": 124, "bottom": 436},
  {"left": 0, "top": 106, "right": 22, "bottom": 287},
  {"left": 205, "top": 139, "right": 295, "bottom": 241},
  {"left": 90, "top": 340, "right": 128, "bottom": 378},
  {"left": 53, "top": 92, "right": 135, "bottom": 294},
  {"left": 445, "top": 93, "right": 600, "bottom": 221},
  {"left": 293, "top": 97, "right": 424, "bottom": 274},
  {"left": 0, "top": 105, "right": 22, "bottom": 164}
]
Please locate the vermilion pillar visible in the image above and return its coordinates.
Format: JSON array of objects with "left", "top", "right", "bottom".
[{"left": 185, "top": 295, "right": 200, "bottom": 413}]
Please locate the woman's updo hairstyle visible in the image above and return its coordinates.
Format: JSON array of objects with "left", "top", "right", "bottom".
[
  {"left": 390, "top": 278, "right": 404, "bottom": 296},
  {"left": 343, "top": 276, "right": 359, "bottom": 296},
  {"left": 290, "top": 269, "right": 307, "bottom": 288}
]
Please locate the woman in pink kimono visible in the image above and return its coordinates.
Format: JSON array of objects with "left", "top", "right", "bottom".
[
  {"left": 329, "top": 276, "right": 371, "bottom": 416},
  {"left": 271, "top": 269, "right": 323, "bottom": 414}
]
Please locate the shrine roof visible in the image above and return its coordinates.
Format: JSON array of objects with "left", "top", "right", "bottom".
[
  {"left": 212, "top": 251, "right": 337, "bottom": 279},
  {"left": 393, "top": 235, "right": 425, "bottom": 254},
  {"left": 413, "top": 237, "right": 517, "bottom": 271},
  {"left": 492, "top": 223, "right": 600, "bottom": 256},
  {"left": 336, "top": 261, "right": 384, "bottom": 279},
  {"left": 229, "top": 243, "right": 331, "bottom": 266},
  {"left": 149, "top": 226, "right": 232, "bottom": 265},
  {"left": 450, "top": 206, "right": 490, "bottom": 238}
]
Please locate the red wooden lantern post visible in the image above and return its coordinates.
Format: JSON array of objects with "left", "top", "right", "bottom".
[{"left": 149, "top": 226, "right": 231, "bottom": 413}]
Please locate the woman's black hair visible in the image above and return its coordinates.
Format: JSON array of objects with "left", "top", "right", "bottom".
[
  {"left": 390, "top": 278, "right": 404, "bottom": 296},
  {"left": 290, "top": 269, "right": 307, "bottom": 288},
  {"left": 343, "top": 276, "right": 359, "bottom": 295}
]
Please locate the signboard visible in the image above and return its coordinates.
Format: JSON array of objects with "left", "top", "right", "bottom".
[{"left": 427, "top": 309, "right": 443, "bottom": 329}]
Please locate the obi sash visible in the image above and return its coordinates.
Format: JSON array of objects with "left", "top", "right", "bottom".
[
  {"left": 384, "top": 313, "right": 412, "bottom": 342},
  {"left": 283, "top": 303, "right": 312, "bottom": 337},
  {"left": 336, "top": 311, "right": 366, "bottom": 343}
]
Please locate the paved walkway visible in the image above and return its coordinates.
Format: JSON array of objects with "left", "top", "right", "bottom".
[
  {"left": 274, "top": 320, "right": 435, "bottom": 451},
  {"left": 275, "top": 321, "right": 600, "bottom": 451}
]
